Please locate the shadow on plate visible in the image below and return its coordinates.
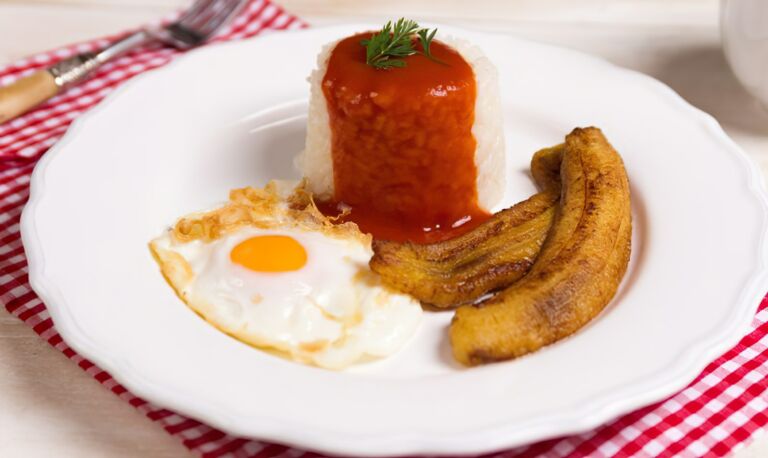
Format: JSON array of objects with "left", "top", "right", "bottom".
[{"left": 198, "top": 100, "right": 307, "bottom": 193}]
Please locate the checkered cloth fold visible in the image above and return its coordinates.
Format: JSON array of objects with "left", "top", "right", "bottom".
[{"left": 1, "top": 2, "right": 766, "bottom": 456}]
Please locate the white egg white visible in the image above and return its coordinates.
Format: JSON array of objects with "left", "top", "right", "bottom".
[{"left": 151, "top": 225, "right": 422, "bottom": 369}]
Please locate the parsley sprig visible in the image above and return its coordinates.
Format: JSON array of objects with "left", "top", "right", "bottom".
[{"left": 360, "top": 18, "right": 441, "bottom": 69}]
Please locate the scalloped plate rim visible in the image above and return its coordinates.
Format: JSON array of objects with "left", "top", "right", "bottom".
[{"left": 19, "top": 24, "right": 768, "bottom": 456}]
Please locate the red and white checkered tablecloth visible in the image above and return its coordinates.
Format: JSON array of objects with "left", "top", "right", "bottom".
[{"left": 1, "top": 2, "right": 767, "bottom": 456}]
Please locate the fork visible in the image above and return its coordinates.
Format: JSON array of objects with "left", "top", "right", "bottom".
[{"left": 0, "top": 0, "right": 247, "bottom": 124}]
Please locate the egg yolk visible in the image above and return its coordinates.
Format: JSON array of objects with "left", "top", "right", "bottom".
[{"left": 230, "top": 235, "right": 307, "bottom": 272}]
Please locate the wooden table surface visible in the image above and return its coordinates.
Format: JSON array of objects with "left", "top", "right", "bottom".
[{"left": 1, "top": 1, "right": 767, "bottom": 457}]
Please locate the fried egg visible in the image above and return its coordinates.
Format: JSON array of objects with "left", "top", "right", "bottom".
[{"left": 150, "top": 181, "right": 422, "bottom": 369}]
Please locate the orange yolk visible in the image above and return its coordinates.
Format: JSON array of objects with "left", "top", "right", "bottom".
[{"left": 230, "top": 235, "right": 307, "bottom": 272}]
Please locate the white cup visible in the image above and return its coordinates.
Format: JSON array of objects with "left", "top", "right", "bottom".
[{"left": 721, "top": 0, "right": 768, "bottom": 108}]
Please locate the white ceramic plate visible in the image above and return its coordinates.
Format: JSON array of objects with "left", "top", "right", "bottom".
[{"left": 21, "top": 25, "right": 768, "bottom": 456}]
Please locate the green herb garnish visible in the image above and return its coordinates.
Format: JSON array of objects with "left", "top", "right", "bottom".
[
  {"left": 416, "top": 28, "right": 438, "bottom": 60},
  {"left": 361, "top": 18, "right": 442, "bottom": 69}
]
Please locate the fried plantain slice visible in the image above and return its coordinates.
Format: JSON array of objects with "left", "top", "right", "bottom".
[
  {"left": 450, "top": 127, "right": 631, "bottom": 365},
  {"left": 369, "top": 145, "right": 564, "bottom": 308},
  {"left": 531, "top": 144, "right": 564, "bottom": 191}
]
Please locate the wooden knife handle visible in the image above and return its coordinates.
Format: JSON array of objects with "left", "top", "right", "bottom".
[{"left": 0, "top": 70, "right": 59, "bottom": 124}]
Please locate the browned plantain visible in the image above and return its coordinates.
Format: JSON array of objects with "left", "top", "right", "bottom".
[
  {"left": 531, "top": 144, "right": 564, "bottom": 191},
  {"left": 369, "top": 145, "right": 564, "bottom": 308},
  {"left": 450, "top": 127, "right": 631, "bottom": 365}
]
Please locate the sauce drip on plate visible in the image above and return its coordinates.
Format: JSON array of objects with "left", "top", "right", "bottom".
[{"left": 319, "top": 32, "right": 490, "bottom": 243}]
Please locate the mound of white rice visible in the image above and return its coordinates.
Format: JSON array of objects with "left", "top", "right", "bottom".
[{"left": 297, "top": 34, "right": 506, "bottom": 211}]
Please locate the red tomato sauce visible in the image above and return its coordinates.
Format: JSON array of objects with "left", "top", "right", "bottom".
[{"left": 319, "top": 32, "right": 489, "bottom": 243}]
